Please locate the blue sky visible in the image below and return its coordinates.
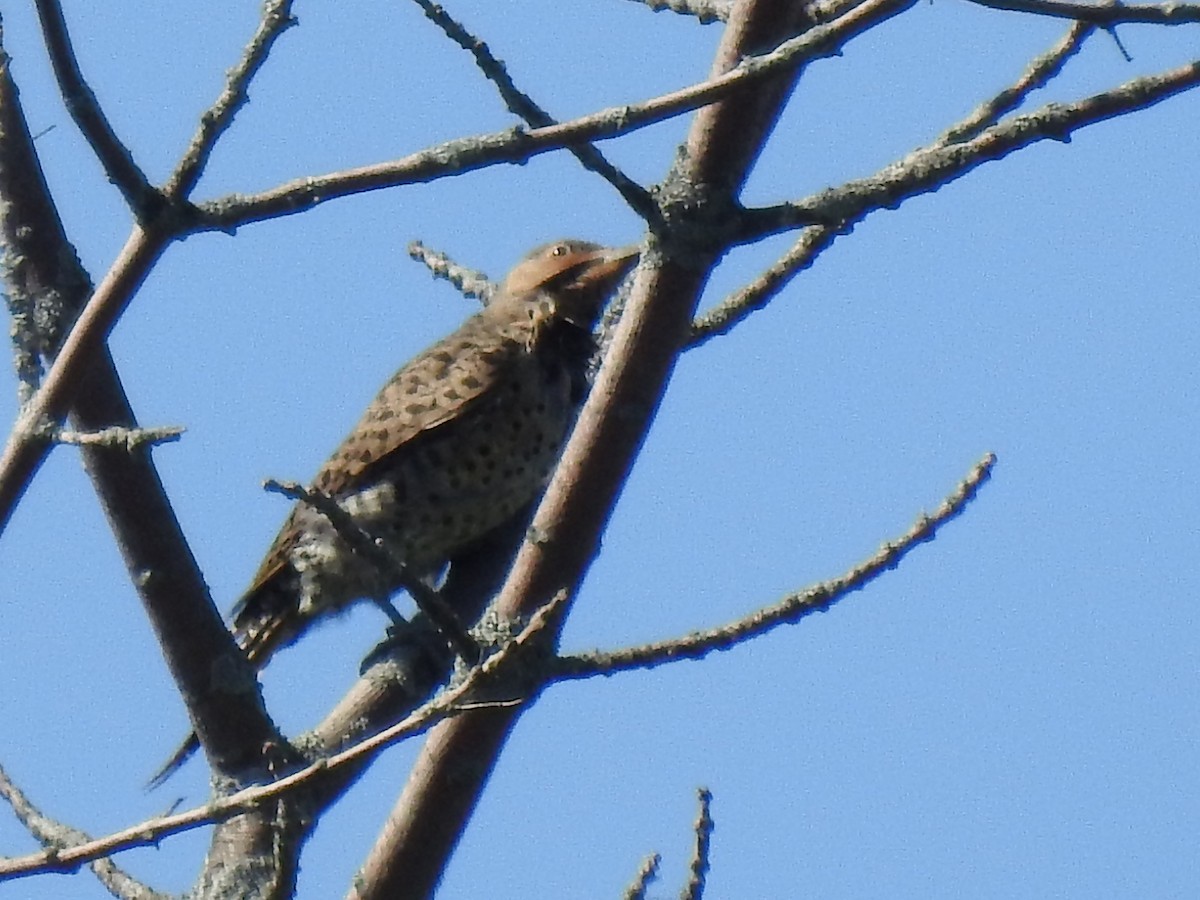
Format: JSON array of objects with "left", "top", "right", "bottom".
[{"left": 0, "top": 1, "right": 1197, "bottom": 898}]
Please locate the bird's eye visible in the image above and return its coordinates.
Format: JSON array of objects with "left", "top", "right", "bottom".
[{"left": 552, "top": 243, "right": 568, "bottom": 257}]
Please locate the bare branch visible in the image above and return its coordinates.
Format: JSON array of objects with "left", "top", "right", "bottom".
[
  {"left": 355, "top": 4, "right": 822, "bottom": 895},
  {"left": 0, "top": 17, "right": 273, "bottom": 797},
  {"left": 624, "top": 0, "right": 733, "bottom": 22},
  {"left": 31, "top": 0, "right": 160, "bottom": 218},
  {"left": 0, "top": 764, "right": 164, "bottom": 898},
  {"left": 41, "top": 424, "right": 184, "bottom": 450},
  {"left": 165, "top": 0, "right": 298, "bottom": 199},
  {"left": 412, "top": 0, "right": 657, "bottom": 220},
  {"left": 623, "top": 853, "right": 662, "bottom": 900},
  {"left": 0, "top": 450, "right": 993, "bottom": 881},
  {"left": 690, "top": 222, "right": 840, "bottom": 345},
  {"left": 937, "top": 21, "right": 1095, "bottom": 146},
  {"left": 0, "top": 225, "right": 169, "bottom": 534},
  {"left": 406, "top": 240, "right": 494, "bottom": 306},
  {"left": 553, "top": 452, "right": 998, "bottom": 679},
  {"left": 681, "top": 788, "right": 714, "bottom": 900},
  {"left": 967, "top": 0, "right": 1200, "bottom": 24},
  {"left": 198, "top": 0, "right": 918, "bottom": 233},
  {"left": 699, "top": 58, "right": 1200, "bottom": 341},
  {"left": 0, "top": 29, "right": 87, "bottom": 401}
]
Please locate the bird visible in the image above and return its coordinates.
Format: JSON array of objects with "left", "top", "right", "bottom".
[{"left": 150, "top": 239, "right": 639, "bottom": 786}]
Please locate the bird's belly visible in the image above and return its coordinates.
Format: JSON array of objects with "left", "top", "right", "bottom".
[{"left": 290, "top": 374, "right": 574, "bottom": 614}]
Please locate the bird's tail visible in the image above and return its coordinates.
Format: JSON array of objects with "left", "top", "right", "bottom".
[
  {"left": 147, "top": 732, "right": 200, "bottom": 790},
  {"left": 147, "top": 576, "right": 298, "bottom": 789}
]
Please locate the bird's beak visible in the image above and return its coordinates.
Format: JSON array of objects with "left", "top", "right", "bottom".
[{"left": 565, "top": 244, "right": 640, "bottom": 293}]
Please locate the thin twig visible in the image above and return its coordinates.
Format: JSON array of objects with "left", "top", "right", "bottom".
[
  {"left": 165, "top": 0, "right": 298, "bottom": 199},
  {"left": 553, "top": 452, "right": 998, "bottom": 679},
  {"left": 31, "top": 0, "right": 160, "bottom": 218},
  {"left": 0, "top": 764, "right": 164, "bottom": 898},
  {"left": 689, "top": 222, "right": 840, "bottom": 346},
  {"left": 967, "top": 0, "right": 1200, "bottom": 23},
  {"left": 938, "top": 21, "right": 1095, "bottom": 146},
  {"left": 697, "top": 57, "right": 1200, "bottom": 342},
  {"left": 623, "top": 853, "right": 662, "bottom": 900},
  {"left": 38, "top": 424, "right": 184, "bottom": 451},
  {"left": 680, "top": 788, "right": 714, "bottom": 900},
  {"left": 198, "top": 0, "right": 918, "bottom": 232},
  {"left": 406, "top": 240, "right": 494, "bottom": 305},
  {"left": 412, "top": 0, "right": 658, "bottom": 221},
  {"left": 623, "top": 0, "right": 732, "bottom": 22}
]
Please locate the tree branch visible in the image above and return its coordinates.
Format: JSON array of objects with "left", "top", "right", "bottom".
[
  {"left": 0, "top": 764, "right": 163, "bottom": 898},
  {"left": 351, "top": 2, "right": 820, "bottom": 895},
  {"left": 164, "top": 0, "right": 298, "bottom": 199},
  {"left": 412, "top": 0, "right": 658, "bottom": 221},
  {"left": 31, "top": 0, "right": 160, "bottom": 218},
  {"left": 693, "top": 56, "right": 1200, "bottom": 342},
  {"left": 197, "top": 0, "right": 917, "bottom": 233},
  {"left": 968, "top": 0, "right": 1200, "bottom": 24}
]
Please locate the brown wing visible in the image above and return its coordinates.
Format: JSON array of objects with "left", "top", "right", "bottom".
[{"left": 235, "top": 305, "right": 538, "bottom": 621}]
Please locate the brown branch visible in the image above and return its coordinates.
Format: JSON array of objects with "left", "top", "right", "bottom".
[
  {"left": 695, "top": 56, "right": 1200, "bottom": 342},
  {"left": 622, "top": 853, "right": 662, "bottom": 900},
  {"left": 0, "top": 764, "right": 164, "bottom": 898},
  {"left": 0, "top": 594, "right": 565, "bottom": 881},
  {"left": 197, "top": 0, "right": 918, "bottom": 234},
  {"left": 967, "top": 0, "right": 1200, "bottom": 23},
  {"left": 553, "top": 452, "right": 997, "bottom": 679},
  {"left": 406, "top": 240, "right": 494, "bottom": 306},
  {"left": 0, "top": 446, "right": 995, "bottom": 881},
  {"left": 0, "top": 28, "right": 87, "bottom": 401},
  {"left": 31, "top": 0, "right": 160, "bottom": 218},
  {"left": 681, "top": 788, "right": 714, "bottom": 900},
  {"left": 164, "top": 0, "right": 298, "bottom": 199},
  {"left": 412, "top": 0, "right": 657, "bottom": 221},
  {"left": 349, "top": 3, "right": 823, "bottom": 897},
  {"left": 0, "top": 9, "right": 283, "bottom": 797},
  {"left": 0, "top": 225, "right": 168, "bottom": 532}
]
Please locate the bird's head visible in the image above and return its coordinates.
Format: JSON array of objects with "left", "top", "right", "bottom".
[{"left": 496, "top": 240, "right": 640, "bottom": 329}]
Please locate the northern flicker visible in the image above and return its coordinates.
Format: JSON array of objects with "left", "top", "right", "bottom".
[{"left": 151, "top": 240, "right": 638, "bottom": 785}]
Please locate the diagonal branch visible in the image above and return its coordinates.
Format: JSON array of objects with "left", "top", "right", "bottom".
[
  {"left": 263, "top": 478, "right": 480, "bottom": 662},
  {"left": 553, "top": 452, "right": 997, "bottom": 678},
  {"left": 0, "top": 8, "right": 285, "bottom": 797},
  {"left": 165, "top": 0, "right": 297, "bottom": 199},
  {"left": 198, "top": 0, "right": 918, "bottom": 233},
  {"left": 0, "top": 764, "right": 164, "bottom": 899},
  {"left": 623, "top": 0, "right": 733, "bottom": 21},
  {"left": 0, "top": 593, "right": 566, "bottom": 881},
  {"left": 350, "top": 3, "right": 823, "bottom": 896},
  {"left": 693, "top": 56, "right": 1200, "bottom": 343},
  {"left": 31, "top": 0, "right": 160, "bottom": 219},
  {"left": 412, "top": 0, "right": 658, "bottom": 221},
  {"left": 936, "top": 20, "right": 1095, "bottom": 147},
  {"left": 967, "top": 0, "right": 1200, "bottom": 24}
]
